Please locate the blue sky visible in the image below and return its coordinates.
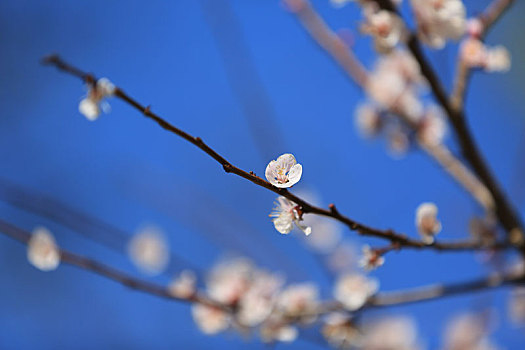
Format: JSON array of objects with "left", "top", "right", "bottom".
[{"left": 1, "top": 0, "right": 524, "bottom": 348}]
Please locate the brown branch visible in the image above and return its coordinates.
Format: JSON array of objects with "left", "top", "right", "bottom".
[
  {"left": 371, "top": 0, "right": 525, "bottom": 245},
  {"left": 41, "top": 54, "right": 510, "bottom": 253},
  {"left": 451, "top": 0, "right": 516, "bottom": 111},
  {"left": 284, "top": 0, "right": 494, "bottom": 212},
  {"left": 0, "top": 219, "right": 227, "bottom": 311},
  {"left": 369, "top": 271, "right": 523, "bottom": 308}
]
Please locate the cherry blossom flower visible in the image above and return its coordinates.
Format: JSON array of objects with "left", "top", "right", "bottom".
[
  {"left": 236, "top": 270, "right": 284, "bottom": 327},
  {"left": 362, "top": 316, "right": 421, "bottom": 350},
  {"left": 206, "top": 257, "right": 253, "bottom": 305},
  {"left": 355, "top": 103, "right": 382, "bottom": 138},
  {"left": 466, "top": 18, "right": 484, "bottom": 38},
  {"left": 79, "top": 78, "right": 115, "bottom": 121},
  {"left": 168, "top": 270, "right": 197, "bottom": 299},
  {"left": 269, "top": 196, "right": 311, "bottom": 235},
  {"left": 192, "top": 304, "right": 231, "bottom": 335},
  {"left": 415, "top": 202, "right": 441, "bottom": 244},
  {"left": 265, "top": 153, "right": 303, "bottom": 188},
  {"left": 277, "top": 283, "right": 319, "bottom": 318},
  {"left": 411, "top": 0, "right": 466, "bottom": 49},
  {"left": 334, "top": 273, "right": 379, "bottom": 311},
  {"left": 361, "top": 6, "right": 405, "bottom": 53},
  {"left": 508, "top": 287, "right": 525, "bottom": 325},
  {"left": 359, "top": 245, "right": 385, "bottom": 271},
  {"left": 127, "top": 225, "right": 170, "bottom": 276},
  {"left": 460, "top": 38, "right": 511, "bottom": 73},
  {"left": 322, "top": 312, "right": 363, "bottom": 348},
  {"left": 27, "top": 226, "right": 60, "bottom": 272},
  {"left": 485, "top": 46, "right": 511, "bottom": 72},
  {"left": 442, "top": 312, "right": 498, "bottom": 350},
  {"left": 303, "top": 216, "right": 342, "bottom": 253},
  {"left": 260, "top": 315, "right": 298, "bottom": 343},
  {"left": 417, "top": 105, "right": 447, "bottom": 145}
]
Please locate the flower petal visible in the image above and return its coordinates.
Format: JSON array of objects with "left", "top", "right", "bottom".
[
  {"left": 79, "top": 98, "right": 100, "bottom": 121},
  {"left": 287, "top": 164, "right": 302, "bottom": 187}
]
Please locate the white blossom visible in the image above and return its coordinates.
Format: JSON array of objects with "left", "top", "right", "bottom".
[
  {"left": 265, "top": 153, "right": 302, "bottom": 188},
  {"left": 168, "top": 270, "right": 196, "bottom": 299},
  {"left": 322, "top": 312, "right": 363, "bottom": 348},
  {"left": 236, "top": 270, "right": 284, "bottom": 326},
  {"left": 485, "top": 46, "right": 511, "bottom": 72},
  {"left": 363, "top": 316, "right": 421, "bottom": 350},
  {"left": 269, "top": 196, "right": 311, "bottom": 235},
  {"left": 508, "top": 287, "right": 525, "bottom": 325},
  {"left": 192, "top": 304, "right": 230, "bottom": 335},
  {"left": 387, "top": 127, "right": 410, "bottom": 157},
  {"left": 411, "top": 0, "right": 466, "bottom": 49},
  {"left": 442, "top": 312, "right": 498, "bottom": 350},
  {"left": 334, "top": 273, "right": 379, "bottom": 311},
  {"left": 362, "top": 6, "right": 405, "bottom": 53},
  {"left": 127, "top": 225, "right": 170, "bottom": 276},
  {"left": 206, "top": 257, "right": 253, "bottom": 305},
  {"left": 418, "top": 105, "right": 447, "bottom": 145},
  {"left": 415, "top": 202, "right": 441, "bottom": 244},
  {"left": 460, "top": 38, "right": 511, "bottom": 73},
  {"left": 78, "top": 78, "right": 115, "bottom": 121},
  {"left": 466, "top": 18, "right": 484, "bottom": 38},
  {"left": 277, "top": 282, "right": 319, "bottom": 317},
  {"left": 359, "top": 245, "right": 385, "bottom": 271},
  {"left": 260, "top": 315, "right": 298, "bottom": 343},
  {"left": 355, "top": 103, "right": 382, "bottom": 138},
  {"left": 303, "top": 216, "right": 342, "bottom": 253},
  {"left": 27, "top": 227, "right": 60, "bottom": 271}
]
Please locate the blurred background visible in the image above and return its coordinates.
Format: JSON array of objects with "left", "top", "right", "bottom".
[{"left": 1, "top": 0, "right": 524, "bottom": 348}]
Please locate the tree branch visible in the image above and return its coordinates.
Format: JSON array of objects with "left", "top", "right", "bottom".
[
  {"left": 451, "top": 0, "right": 516, "bottom": 111},
  {"left": 0, "top": 219, "right": 227, "bottom": 310},
  {"left": 42, "top": 54, "right": 509, "bottom": 254}
]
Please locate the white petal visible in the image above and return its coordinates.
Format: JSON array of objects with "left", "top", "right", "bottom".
[
  {"left": 79, "top": 98, "right": 100, "bottom": 121},
  {"left": 287, "top": 164, "right": 303, "bottom": 187},
  {"left": 275, "top": 153, "right": 297, "bottom": 172},
  {"left": 265, "top": 160, "right": 279, "bottom": 185},
  {"left": 97, "top": 77, "right": 116, "bottom": 96},
  {"left": 273, "top": 214, "right": 294, "bottom": 234}
]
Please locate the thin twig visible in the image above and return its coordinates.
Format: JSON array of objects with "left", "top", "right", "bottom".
[
  {"left": 42, "top": 54, "right": 510, "bottom": 254},
  {"left": 0, "top": 219, "right": 227, "bottom": 311}
]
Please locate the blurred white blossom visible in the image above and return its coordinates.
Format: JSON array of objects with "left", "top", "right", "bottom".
[
  {"left": 168, "top": 270, "right": 196, "bottom": 299},
  {"left": 277, "top": 282, "right": 319, "bottom": 318},
  {"left": 355, "top": 103, "right": 382, "bottom": 138},
  {"left": 415, "top": 202, "right": 441, "bottom": 244},
  {"left": 265, "top": 153, "right": 302, "bottom": 188},
  {"left": 359, "top": 245, "right": 385, "bottom": 271},
  {"left": 192, "top": 304, "right": 231, "bottom": 335},
  {"left": 418, "top": 105, "right": 447, "bottom": 145},
  {"left": 322, "top": 312, "right": 363, "bottom": 348},
  {"left": 362, "top": 316, "right": 421, "bottom": 350},
  {"left": 270, "top": 196, "right": 311, "bottom": 235},
  {"left": 27, "top": 226, "right": 60, "bottom": 272},
  {"left": 411, "top": 0, "right": 466, "bottom": 48},
  {"left": 127, "top": 225, "right": 170, "bottom": 276},
  {"left": 334, "top": 273, "right": 379, "bottom": 310},
  {"left": 361, "top": 5, "right": 405, "bottom": 53},
  {"left": 442, "top": 312, "right": 498, "bottom": 350},
  {"left": 79, "top": 77, "right": 115, "bottom": 121},
  {"left": 460, "top": 38, "right": 511, "bottom": 73}
]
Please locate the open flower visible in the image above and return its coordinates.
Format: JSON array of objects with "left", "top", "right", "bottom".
[
  {"left": 265, "top": 153, "right": 302, "bottom": 188},
  {"left": 27, "top": 227, "right": 60, "bottom": 271},
  {"left": 359, "top": 245, "right": 385, "bottom": 271},
  {"left": 192, "top": 304, "right": 231, "bottom": 335},
  {"left": 79, "top": 77, "right": 116, "bottom": 121},
  {"left": 411, "top": 0, "right": 466, "bottom": 48},
  {"left": 127, "top": 225, "right": 170, "bottom": 276},
  {"left": 322, "top": 313, "right": 363, "bottom": 348},
  {"left": 277, "top": 283, "right": 319, "bottom": 318},
  {"left": 168, "top": 270, "right": 197, "bottom": 299},
  {"left": 269, "top": 196, "right": 311, "bottom": 235},
  {"left": 415, "top": 202, "right": 442, "bottom": 244},
  {"left": 334, "top": 273, "right": 379, "bottom": 311},
  {"left": 460, "top": 38, "right": 511, "bottom": 73},
  {"left": 361, "top": 6, "right": 405, "bottom": 53},
  {"left": 363, "top": 316, "right": 421, "bottom": 350}
]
